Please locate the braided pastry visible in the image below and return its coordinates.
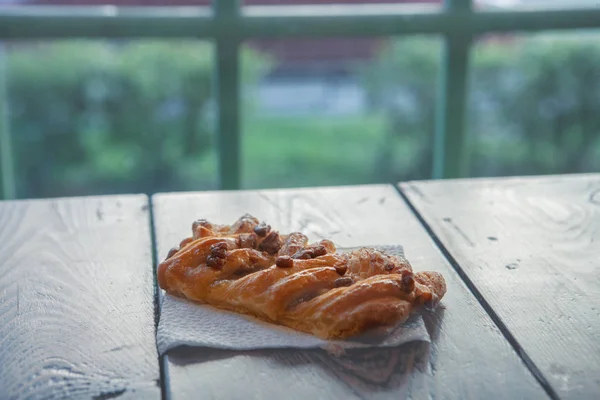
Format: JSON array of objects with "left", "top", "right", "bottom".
[{"left": 157, "top": 214, "right": 447, "bottom": 340}]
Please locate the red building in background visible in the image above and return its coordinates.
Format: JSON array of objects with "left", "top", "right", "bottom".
[{"left": 6, "top": 0, "right": 444, "bottom": 115}]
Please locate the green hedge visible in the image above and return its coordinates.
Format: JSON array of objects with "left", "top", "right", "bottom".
[
  {"left": 362, "top": 34, "right": 600, "bottom": 181},
  {"left": 7, "top": 40, "right": 268, "bottom": 197},
  {"left": 5, "top": 35, "right": 600, "bottom": 198}
]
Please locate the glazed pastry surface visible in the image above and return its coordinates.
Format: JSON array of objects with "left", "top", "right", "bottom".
[{"left": 157, "top": 214, "right": 447, "bottom": 340}]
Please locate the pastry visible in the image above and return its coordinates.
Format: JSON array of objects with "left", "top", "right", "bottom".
[{"left": 157, "top": 214, "right": 446, "bottom": 340}]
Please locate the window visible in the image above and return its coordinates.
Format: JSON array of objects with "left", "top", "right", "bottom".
[
  {"left": 468, "top": 31, "right": 600, "bottom": 177},
  {"left": 5, "top": 40, "right": 217, "bottom": 198},
  {"left": 242, "top": 36, "right": 441, "bottom": 189}
]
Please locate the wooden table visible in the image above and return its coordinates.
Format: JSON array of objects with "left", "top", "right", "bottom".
[{"left": 1, "top": 173, "right": 598, "bottom": 400}]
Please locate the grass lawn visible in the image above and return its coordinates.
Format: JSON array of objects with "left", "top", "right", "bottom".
[
  {"left": 28, "top": 112, "right": 598, "bottom": 197},
  {"left": 241, "top": 113, "right": 392, "bottom": 189},
  {"left": 186, "top": 112, "right": 430, "bottom": 191}
]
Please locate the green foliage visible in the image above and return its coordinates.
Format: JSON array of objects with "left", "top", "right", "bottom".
[
  {"left": 6, "top": 34, "right": 600, "bottom": 198},
  {"left": 7, "top": 40, "right": 269, "bottom": 197},
  {"left": 360, "top": 36, "right": 441, "bottom": 180},
  {"left": 472, "top": 35, "right": 600, "bottom": 175},
  {"left": 361, "top": 34, "right": 600, "bottom": 180}
]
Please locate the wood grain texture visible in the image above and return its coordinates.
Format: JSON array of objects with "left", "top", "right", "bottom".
[
  {"left": 400, "top": 173, "right": 600, "bottom": 399},
  {"left": 153, "top": 185, "right": 547, "bottom": 400},
  {"left": 0, "top": 195, "right": 160, "bottom": 400}
]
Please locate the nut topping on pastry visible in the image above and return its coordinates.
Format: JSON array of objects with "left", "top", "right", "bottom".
[
  {"left": 253, "top": 221, "right": 271, "bottom": 237},
  {"left": 237, "top": 233, "right": 257, "bottom": 249},
  {"left": 157, "top": 214, "right": 447, "bottom": 340},
  {"left": 275, "top": 256, "right": 294, "bottom": 268},
  {"left": 257, "top": 231, "right": 282, "bottom": 255}
]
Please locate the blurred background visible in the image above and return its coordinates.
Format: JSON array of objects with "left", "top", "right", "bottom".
[{"left": 1, "top": 0, "right": 599, "bottom": 199}]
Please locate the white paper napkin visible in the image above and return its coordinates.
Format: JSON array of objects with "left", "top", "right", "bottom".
[{"left": 156, "top": 246, "right": 430, "bottom": 355}]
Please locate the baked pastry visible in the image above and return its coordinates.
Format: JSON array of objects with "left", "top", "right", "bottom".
[{"left": 157, "top": 214, "right": 446, "bottom": 340}]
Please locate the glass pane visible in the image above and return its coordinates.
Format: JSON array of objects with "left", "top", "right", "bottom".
[
  {"left": 476, "top": 0, "right": 599, "bottom": 11},
  {"left": 241, "top": 0, "right": 441, "bottom": 13},
  {"left": 467, "top": 31, "right": 600, "bottom": 177},
  {"left": 4, "top": 40, "right": 216, "bottom": 199},
  {"left": 0, "top": 0, "right": 210, "bottom": 6},
  {"left": 243, "top": 0, "right": 439, "bottom": 4},
  {"left": 241, "top": 35, "right": 441, "bottom": 189}
]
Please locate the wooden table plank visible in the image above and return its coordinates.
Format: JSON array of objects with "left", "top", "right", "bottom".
[
  {"left": 153, "top": 185, "right": 547, "bottom": 400},
  {"left": 0, "top": 195, "right": 161, "bottom": 400},
  {"left": 400, "top": 173, "right": 600, "bottom": 399}
]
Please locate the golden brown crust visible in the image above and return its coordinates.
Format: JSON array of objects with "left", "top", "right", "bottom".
[{"left": 157, "top": 214, "right": 447, "bottom": 340}]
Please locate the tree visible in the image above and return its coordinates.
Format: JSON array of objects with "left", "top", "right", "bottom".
[
  {"left": 362, "top": 34, "right": 600, "bottom": 180},
  {"left": 7, "top": 40, "right": 270, "bottom": 197}
]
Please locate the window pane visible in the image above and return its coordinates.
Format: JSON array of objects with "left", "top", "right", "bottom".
[
  {"left": 0, "top": 0, "right": 210, "bottom": 6},
  {"left": 4, "top": 40, "right": 216, "bottom": 199},
  {"left": 242, "top": 0, "right": 439, "bottom": 4},
  {"left": 476, "top": 1, "right": 599, "bottom": 11},
  {"left": 241, "top": 1, "right": 442, "bottom": 14},
  {"left": 467, "top": 31, "right": 600, "bottom": 177},
  {"left": 241, "top": 36, "right": 440, "bottom": 189}
]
